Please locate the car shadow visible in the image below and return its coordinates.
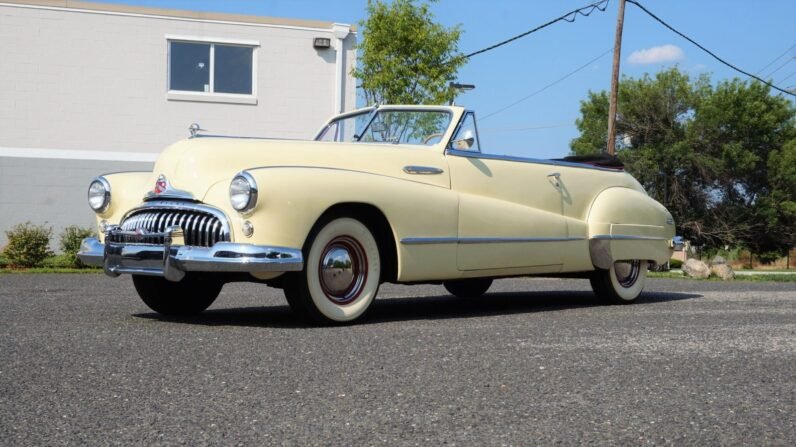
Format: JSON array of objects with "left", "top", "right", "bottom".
[{"left": 133, "top": 290, "right": 702, "bottom": 329}]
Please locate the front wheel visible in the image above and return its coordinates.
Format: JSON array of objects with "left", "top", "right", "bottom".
[
  {"left": 284, "top": 217, "right": 381, "bottom": 324},
  {"left": 132, "top": 274, "right": 223, "bottom": 316},
  {"left": 590, "top": 260, "right": 647, "bottom": 304}
]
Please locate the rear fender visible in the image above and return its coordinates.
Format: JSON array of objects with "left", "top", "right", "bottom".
[{"left": 587, "top": 187, "right": 675, "bottom": 268}]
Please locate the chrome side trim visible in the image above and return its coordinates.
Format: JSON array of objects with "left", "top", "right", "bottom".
[
  {"left": 400, "top": 237, "right": 459, "bottom": 245},
  {"left": 400, "top": 236, "right": 586, "bottom": 245},
  {"left": 403, "top": 165, "right": 444, "bottom": 175},
  {"left": 590, "top": 234, "right": 666, "bottom": 241},
  {"left": 446, "top": 148, "right": 624, "bottom": 173},
  {"left": 458, "top": 236, "right": 586, "bottom": 244}
]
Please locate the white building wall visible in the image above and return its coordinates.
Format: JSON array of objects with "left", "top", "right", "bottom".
[{"left": 0, "top": 1, "right": 357, "bottom": 248}]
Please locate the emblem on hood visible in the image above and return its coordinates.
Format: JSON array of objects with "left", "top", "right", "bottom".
[
  {"left": 154, "top": 175, "right": 168, "bottom": 194},
  {"left": 144, "top": 174, "right": 195, "bottom": 201}
]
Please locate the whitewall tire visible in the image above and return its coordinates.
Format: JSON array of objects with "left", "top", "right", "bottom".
[
  {"left": 590, "top": 260, "right": 647, "bottom": 304},
  {"left": 284, "top": 217, "right": 381, "bottom": 324}
]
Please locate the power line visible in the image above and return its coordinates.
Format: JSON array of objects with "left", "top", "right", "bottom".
[
  {"left": 480, "top": 47, "right": 614, "bottom": 121},
  {"left": 755, "top": 43, "right": 796, "bottom": 75},
  {"left": 762, "top": 57, "right": 795, "bottom": 79},
  {"left": 625, "top": 0, "right": 795, "bottom": 97},
  {"left": 462, "top": 0, "right": 610, "bottom": 60},
  {"left": 779, "top": 69, "right": 796, "bottom": 84}
]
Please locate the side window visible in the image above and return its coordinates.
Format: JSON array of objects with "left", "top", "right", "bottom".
[{"left": 450, "top": 112, "right": 481, "bottom": 152}]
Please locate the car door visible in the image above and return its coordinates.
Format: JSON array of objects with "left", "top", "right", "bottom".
[{"left": 446, "top": 113, "right": 569, "bottom": 272}]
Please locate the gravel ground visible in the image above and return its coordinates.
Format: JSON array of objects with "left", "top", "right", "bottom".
[{"left": 1, "top": 274, "right": 794, "bottom": 446}]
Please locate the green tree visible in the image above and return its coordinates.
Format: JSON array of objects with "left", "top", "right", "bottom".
[
  {"left": 353, "top": 0, "right": 465, "bottom": 105},
  {"left": 571, "top": 67, "right": 796, "bottom": 256}
]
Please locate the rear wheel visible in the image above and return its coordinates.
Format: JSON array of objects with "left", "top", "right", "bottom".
[
  {"left": 284, "top": 217, "right": 381, "bottom": 324},
  {"left": 132, "top": 274, "right": 222, "bottom": 316},
  {"left": 443, "top": 278, "right": 493, "bottom": 298},
  {"left": 590, "top": 260, "right": 646, "bottom": 304}
]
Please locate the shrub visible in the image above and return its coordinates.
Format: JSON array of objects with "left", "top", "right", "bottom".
[
  {"left": 3, "top": 222, "right": 53, "bottom": 268},
  {"left": 669, "top": 258, "right": 683, "bottom": 269},
  {"left": 59, "top": 225, "right": 95, "bottom": 268}
]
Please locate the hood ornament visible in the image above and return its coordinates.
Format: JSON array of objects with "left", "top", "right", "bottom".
[
  {"left": 154, "top": 174, "right": 168, "bottom": 194},
  {"left": 188, "top": 122, "right": 206, "bottom": 138}
]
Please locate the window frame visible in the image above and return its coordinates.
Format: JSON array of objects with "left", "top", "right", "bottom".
[{"left": 166, "top": 35, "right": 259, "bottom": 105}]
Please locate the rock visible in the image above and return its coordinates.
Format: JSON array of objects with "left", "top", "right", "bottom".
[
  {"left": 711, "top": 263, "right": 735, "bottom": 280},
  {"left": 683, "top": 259, "right": 710, "bottom": 279},
  {"left": 711, "top": 255, "right": 726, "bottom": 265}
]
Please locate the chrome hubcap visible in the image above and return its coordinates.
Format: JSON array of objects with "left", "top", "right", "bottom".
[
  {"left": 318, "top": 236, "right": 367, "bottom": 304},
  {"left": 614, "top": 260, "right": 641, "bottom": 288}
]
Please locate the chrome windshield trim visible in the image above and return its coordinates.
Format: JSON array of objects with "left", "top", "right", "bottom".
[
  {"left": 313, "top": 107, "right": 375, "bottom": 141},
  {"left": 445, "top": 148, "right": 625, "bottom": 172},
  {"left": 121, "top": 201, "right": 232, "bottom": 239},
  {"left": 590, "top": 234, "right": 666, "bottom": 241},
  {"left": 400, "top": 236, "right": 586, "bottom": 245}
]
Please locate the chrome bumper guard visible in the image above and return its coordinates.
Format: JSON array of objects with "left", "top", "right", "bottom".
[{"left": 77, "top": 225, "right": 303, "bottom": 282}]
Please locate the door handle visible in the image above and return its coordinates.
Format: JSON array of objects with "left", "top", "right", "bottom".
[
  {"left": 547, "top": 172, "right": 561, "bottom": 187},
  {"left": 404, "top": 165, "right": 444, "bottom": 175}
]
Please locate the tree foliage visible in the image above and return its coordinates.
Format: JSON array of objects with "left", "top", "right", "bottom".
[
  {"left": 571, "top": 68, "right": 796, "bottom": 257},
  {"left": 353, "top": 0, "right": 465, "bottom": 105}
]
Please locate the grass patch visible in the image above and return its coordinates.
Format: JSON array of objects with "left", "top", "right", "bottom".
[
  {"left": 0, "top": 254, "right": 101, "bottom": 274},
  {"left": 0, "top": 267, "right": 102, "bottom": 274}
]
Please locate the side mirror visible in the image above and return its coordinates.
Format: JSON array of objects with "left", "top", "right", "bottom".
[{"left": 453, "top": 137, "right": 475, "bottom": 150}]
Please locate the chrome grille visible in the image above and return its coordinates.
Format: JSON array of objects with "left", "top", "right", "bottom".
[{"left": 111, "top": 207, "right": 230, "bottom": 247}]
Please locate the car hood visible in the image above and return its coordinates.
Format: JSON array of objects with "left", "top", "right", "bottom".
[{"left": 150, "top": 137, "right": 449, "bottom": 201}]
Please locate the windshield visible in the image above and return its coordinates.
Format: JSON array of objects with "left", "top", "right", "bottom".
[{"left": 315, "top": 109, "right": 452, "bottom": 146}]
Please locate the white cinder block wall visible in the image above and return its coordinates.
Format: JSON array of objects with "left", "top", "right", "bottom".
[{"left": 0, "top": 0, "right": 357, "bottom": 248}]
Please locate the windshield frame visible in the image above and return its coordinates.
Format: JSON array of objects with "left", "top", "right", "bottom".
[{"left": 314, "top": 106, "right": 458, "bottom": 147}]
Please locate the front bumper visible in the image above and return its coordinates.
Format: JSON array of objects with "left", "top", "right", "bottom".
[{"left": 77, "top": 227, "right": 303, "bottom": 282}]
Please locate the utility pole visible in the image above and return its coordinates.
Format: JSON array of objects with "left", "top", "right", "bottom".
[{"left": 606, "top": 0, "right": 626, "bottom": 156}]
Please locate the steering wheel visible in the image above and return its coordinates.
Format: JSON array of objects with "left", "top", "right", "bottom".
[{"left": 422, "top": 133, "right": 445, "bottom": 145}]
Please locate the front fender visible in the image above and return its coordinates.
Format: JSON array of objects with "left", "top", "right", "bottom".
[
  {"left": 92, "top": 171, "right": 154, "bottom": 241},
  {"left": 203, "top": 167, "right": 460, "bottom": 281},
  {"left": 587, "top": 187, "right": 675, "bottom": 268}
]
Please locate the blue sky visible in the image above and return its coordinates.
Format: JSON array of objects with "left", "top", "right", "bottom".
[{"left": 99, "top": 0, "right": 795, "bottom": 158}]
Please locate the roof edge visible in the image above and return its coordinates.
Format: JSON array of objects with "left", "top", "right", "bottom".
[{"left": 0, "top": 0, "right": 357, "bottom": 32}]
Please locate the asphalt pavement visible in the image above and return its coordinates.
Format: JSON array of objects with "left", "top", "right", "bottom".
[{"left": 1, "top": 274, "right": 794, "bottom": 446}]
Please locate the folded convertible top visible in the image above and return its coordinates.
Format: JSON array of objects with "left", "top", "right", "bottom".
[{"left": 552, "top": 153, "right": 624, "bottom": 170}]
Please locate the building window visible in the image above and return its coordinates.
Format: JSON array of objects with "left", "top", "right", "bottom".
[{"left": 166, "top": 36, "right": 258, "bottom": 104}]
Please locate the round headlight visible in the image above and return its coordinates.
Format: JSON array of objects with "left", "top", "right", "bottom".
[
  {"left": 229, "top": 172, "right": 258, "bottom": 212},
  {"left": 88, "top": 177, "right": 111, "bottom": 212}
]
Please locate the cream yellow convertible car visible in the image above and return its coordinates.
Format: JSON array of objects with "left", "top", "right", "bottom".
[{"left": 78, "top": 105, "right": 675, "bottom": 324}]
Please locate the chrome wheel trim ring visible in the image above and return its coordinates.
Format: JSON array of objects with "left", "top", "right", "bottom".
[
  {"left": 318, "top": 236, "right": 368, "bottom": 305},
  {"left": 614, "top": 260, "right": 641, "bottom": 288}
]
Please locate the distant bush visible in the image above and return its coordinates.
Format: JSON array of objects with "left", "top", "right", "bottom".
[
  {"left": 3, "top": 222, "right": 53, "bottom": 268},
  {"left": 59, "top": 225, "right": 95, "bottom": 268},
  {"left": 670, "top": 258, "right": 683, "bottom": 269}
]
